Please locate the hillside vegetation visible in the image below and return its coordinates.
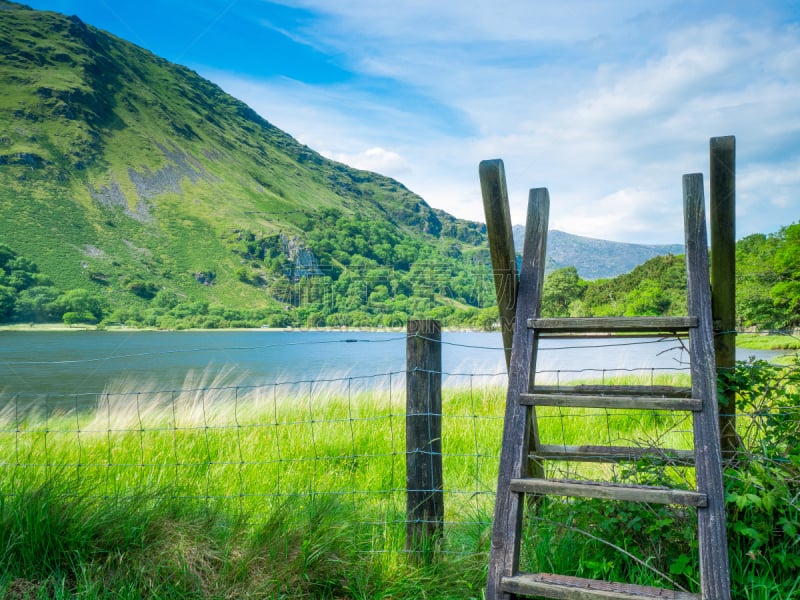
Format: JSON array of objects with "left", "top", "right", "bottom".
[
  {"left": 1, "top": 1, "right": 797, "bottom": 332},
  {"left": 540, "top": 222, "right": 800, "bottom": 329},
  {"left": 0, "top": 1, "right": 491, "bottom": 329}
]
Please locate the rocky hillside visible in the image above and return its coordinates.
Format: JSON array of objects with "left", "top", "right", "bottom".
[{"left": 0, "top": 1, "right": 489, "bottom": 327}]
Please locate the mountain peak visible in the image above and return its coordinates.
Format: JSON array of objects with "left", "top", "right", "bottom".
[{"left": 512, "top": 226, "right": 683, "bottom": 279}]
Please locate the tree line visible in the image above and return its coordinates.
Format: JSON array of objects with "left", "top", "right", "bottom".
[
  {"left": 540, "top": 222, "right": 799, "bottom": 329},
  {"left": 1, "top": 221, "right": 797, "bottom": 330}
]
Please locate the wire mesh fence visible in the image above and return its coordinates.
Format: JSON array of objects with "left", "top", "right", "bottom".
[{"left": 1, "top": 331, "right": 798, "bottom": 560}]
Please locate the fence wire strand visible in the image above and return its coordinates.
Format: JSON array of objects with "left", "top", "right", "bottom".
[{"left": 1, "top": 331, "right": 798, "bottom": 562}]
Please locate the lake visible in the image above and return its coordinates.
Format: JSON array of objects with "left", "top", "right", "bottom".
[{"left": 0, "top": 329, "right": 787, "bottom": 400}]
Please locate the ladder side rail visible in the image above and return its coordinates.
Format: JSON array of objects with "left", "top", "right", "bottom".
[
  {"left": 683, "top": 173, "right": 732, "bottom": 600},
  {"left": 480, "top": 159, "right": 519, "bottom": 371},
  {"left": 486, "top": 188, "right": 550, "bottom": 600}
]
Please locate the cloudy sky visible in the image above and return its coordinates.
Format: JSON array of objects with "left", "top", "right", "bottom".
[{"left": 24, "top": 0, "right": 800, "bottom": 244}]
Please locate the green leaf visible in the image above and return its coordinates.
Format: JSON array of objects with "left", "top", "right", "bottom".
[{"left": 669, "top": 554, "right": 693, "bottom": 576}]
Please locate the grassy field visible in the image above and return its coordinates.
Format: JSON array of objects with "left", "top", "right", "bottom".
[
  {"left": 736, "top": 332, "right": 800, "bottom": 351},
  {"left": 1, "top": 369, "right": 797, "bottom": 598}
]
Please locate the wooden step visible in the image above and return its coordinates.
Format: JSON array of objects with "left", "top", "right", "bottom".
[
  {"left": 509, "top": 478, "right": 707, "bottom": 507},
  {"left": 533, "top": 385, "right": 693, "bottom": 398},
  {"left": 531, "top": 444, "right": 695, "bottom": 465},
  {"left": 520, "top": 392, "right": 701, "bottom": 411},
  {"left": 527, "top": 316, "right": 697, "bottom": 334},
  {"left": 501, "top": 573, "right": 700, "bottom": 599}
]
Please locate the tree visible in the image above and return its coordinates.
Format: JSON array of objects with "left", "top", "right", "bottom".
[
  {"left": 770, "top": 223, "right": 800, "bottom": 326},
  {"left": 736, "top": 225, "right": 800, "bottom": 328},
  {"left": 13, "top": 286, "right": 60, "bottom": 321},
  {"left": 55, "top": 289, "right": 105, "bottom": 322},
  {"left": 269, "top": 276, "right": 294, "bottom": 304},
  {"left": 234, "top": 266, "right": 252, "bottom": 283},
  {"left": 152, "top": 289, "right": 179, "bottom": 310},
  {"left": 736, "top": 233, "right": 781, "bottom": 327},
  {"left": 0, "top": 285, "right": 15, "bottom": 320},
  {"left": 542, "top": 267, "right": 586, "bottom": 317},
  {"left": 124, "top": 278, "right": 159, "bottom": 299},
  {"left": 624, "top": 279, "right": 671, "bottom": 316},
  {"left": 0, "top": 244, "right": 16, "bottom": 269},
  {"left": 62, "top": 311, "right": 97, "bottom": 326}
]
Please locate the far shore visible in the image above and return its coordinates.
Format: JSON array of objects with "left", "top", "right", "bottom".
[
  {"left": 0, "top": 322, "right": 467, "bottom": 334},
  {"left": 2, "top": 323, "right": 798, "bottom": 351},
  {"left": 735, "top": 332, "right": 800, "bottom": 351}
]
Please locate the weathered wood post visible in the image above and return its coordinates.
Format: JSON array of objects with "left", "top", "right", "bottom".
[
  {"left": 710, "top": 135, "right": 739, "bottom": 458},
  {"left": 479, "top": 159, "right": 518, "bottom": 370},
  {"left": 406, "top": 319, "right": 443, "bottom": 560},
  {"left": 684, "top": 173, "right": 733, "bottom": 599}
]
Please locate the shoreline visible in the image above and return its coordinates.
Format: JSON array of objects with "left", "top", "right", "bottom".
[
  {"left": 0, "top": 322, "right": 480, "bottom": 334},
  {"left": 2, "top": 324, "right": 797, "bottom": 351}
]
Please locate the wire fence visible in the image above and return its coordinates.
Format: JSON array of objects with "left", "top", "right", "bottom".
[{"left": 1, "top": 329, "right": 798, "bottom": 558}]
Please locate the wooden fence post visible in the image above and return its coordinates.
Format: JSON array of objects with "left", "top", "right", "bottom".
[
  {"left": 710, "top": 135, "right": 738, "bottom": 458},
  {"left": 479, "top": 159, "right": 518, "bottom": 370},
  {"left": 406, "top": 319, "right": 443, "bottom": 560}
]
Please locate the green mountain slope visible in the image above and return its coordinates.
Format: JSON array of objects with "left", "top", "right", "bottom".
[{"left": 0, "top": 1, "right": 488, "bottom": 327}]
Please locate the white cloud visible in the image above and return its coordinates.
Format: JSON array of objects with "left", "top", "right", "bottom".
[
  {"left": 327, "top": 147, "right": 411, "bottom": 175},
  {"left": 739, "top": 159, "right": 800, "bottom": 217},
  {"left": 203, "top": 2, "right": 800, "bottom": 243}
]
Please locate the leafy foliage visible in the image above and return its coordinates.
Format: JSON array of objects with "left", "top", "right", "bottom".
[
  {"left": 539, "top": 254, "right": 687, "bottom": 318},
  {"left": 1, "top": 3, "right": 797, "bottom": 332},
  {"left": 736, "top": 223, "right": 800, "bottom": 328},
  {"left": 539, "top": 225, "right": 800, "bottom": 330},
  {"left": 0, "top": 244, "right": 106, "bottom": 325},
  {"left": 721, "top": 356, "right": 800, "bottom": 595},
  {"left": 541, "top": 266, "right": 586, "bottom": 317}
]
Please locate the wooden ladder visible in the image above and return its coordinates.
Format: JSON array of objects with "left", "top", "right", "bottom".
[{"left": 485, "top": 175, "right": 731, "bottom": 600}]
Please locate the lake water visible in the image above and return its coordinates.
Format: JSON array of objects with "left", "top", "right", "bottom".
[{"left": 0, "top": 329, "right": 787, "bottom": 399}]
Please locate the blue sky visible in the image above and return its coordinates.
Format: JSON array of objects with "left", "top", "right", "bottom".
[{"left": 21, "top": 0, "right": 800, "bottom": 244}]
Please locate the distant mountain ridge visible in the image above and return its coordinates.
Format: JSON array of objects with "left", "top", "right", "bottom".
[{"left": 512, "top": 226, "right": 684, "bottom": 280}]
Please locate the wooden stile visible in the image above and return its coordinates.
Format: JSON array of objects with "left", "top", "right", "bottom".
[{"left": 483, "top": 172, "right": 731, "bottom": 600}]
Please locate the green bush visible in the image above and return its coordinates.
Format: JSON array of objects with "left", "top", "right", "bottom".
[{"left": 722, "top": 356, "right": 800, "bottom": 597}]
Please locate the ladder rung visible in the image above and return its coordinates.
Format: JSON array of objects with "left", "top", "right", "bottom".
[
  {"left": 509, "top": 478, "right": 707, "bottom": 507},
  {"left": 531, "top": 444, "right": 695, "bottom": 465},
  {"left": 533, "top": 385, "right": 693, "bottom": 398},
  {"left": 520, "top": 393, "right": 702, "bottom": 411},
  {"left": 501, "top": 573, "right": 700, "bottom": 599},
  {"left": 527, "top": 316, "right": 697, "bottom": 333}
]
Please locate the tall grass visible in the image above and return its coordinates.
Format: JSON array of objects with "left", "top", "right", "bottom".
[
  {"left": 1, "top": 371, "right": 503, "bottom": 598},
  {"left": 1, "top": 366, "right": 797, "bottom": 598}
]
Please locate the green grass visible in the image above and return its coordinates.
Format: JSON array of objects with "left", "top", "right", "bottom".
[
  {"left": 1, "top": 379, "right": 503, "bottom": 598},
  {"left": 1, "top": 370, "right": 797, "bottom": 598},
  {"left": 736, "top": 333, "right": 800, "bottom": 351}
]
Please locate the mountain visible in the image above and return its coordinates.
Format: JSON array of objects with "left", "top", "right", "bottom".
[
  {"left": 0, "top": 1, "right": 488, "bottom": 328},
  {"left": 512, "top": 226, "right": 684, "bottom": 280}
]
